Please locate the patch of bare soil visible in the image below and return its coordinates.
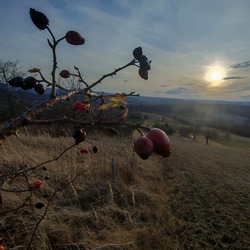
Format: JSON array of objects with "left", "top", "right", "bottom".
[{"left": 163, "top": 136, "right": 250, "bottom": 249}]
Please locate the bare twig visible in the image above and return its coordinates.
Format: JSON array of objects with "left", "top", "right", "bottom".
[
  {"left": 1, "top": 144, "right": 75, "bottom": 188},
  {"left": 87, "top": 59, "right": 137, "bottom": 90},
  {"left": 27, "top": 169, "right": 86, "bottom": 249},
  {"left": 0, "top": 89, "right": 84, "bottom": 144},
  {"left": 92, "top": 241, "right": 135, "bottom": 250},
  {"left": 46, "top": 27, "right": 58, "bottom": 99},
  {"left": 71, "top": 66, "right": 89, "bottom": 88},
  {"left": 29, "top": 118, "right": 150, "bottom": 131}
]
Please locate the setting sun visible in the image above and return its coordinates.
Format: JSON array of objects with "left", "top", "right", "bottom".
[
  {"left": 211, "top": 71, "right": 222, "bottom": 81},
  {"left": 205, "top": 65, "right": 226, "bottom": 85}
]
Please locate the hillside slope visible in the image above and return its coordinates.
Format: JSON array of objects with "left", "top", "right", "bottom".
[
  {"left": 164, "top": 136, "right": 250, "bottom": 249},
  {"left": 0, "top": 132, "right": 249, "bottom": 249}
]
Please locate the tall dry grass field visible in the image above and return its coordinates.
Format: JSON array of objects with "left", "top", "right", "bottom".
[{"left": 0, "top": 129, "right": 249, "bottom": 249}]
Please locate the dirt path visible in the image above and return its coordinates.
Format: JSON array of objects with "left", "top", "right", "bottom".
[{"left": 163, "top": 136, "right": 250, "bottom": 249}]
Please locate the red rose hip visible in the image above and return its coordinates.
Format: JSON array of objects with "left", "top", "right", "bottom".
[
  {"left": 33, "top": 180, "right": 43, "bottom": 189},
  {"left": 147, "top": 128, "right": 171, "bottom": 157},
  {"left": 72, "top": 101, "right": 85, "bottom": 111},
  {"left": 34, "top": 83, "right": 45, "bottom": 95},
  {"left": 73, "top": 129, "right": 86, "bottom": 145},
  {"left": 65, "top": 30, "right": 85, "bottom": 45},
  {"left": 138, "top": 68, "right": 148, "bottom": 80},
  {"left": 134, "top": 136, "right": 154, "bottom": 160},
  {"left": 59, "top": 70, "right": 70, "bottom": 78}
]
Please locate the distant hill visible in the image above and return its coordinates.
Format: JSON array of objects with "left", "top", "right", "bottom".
[
  {"left": 127, "top": 95, "right": 250, "bottom": 120},
  {"left": 1, "top": 83, "right": 250, "bottom": 137}
]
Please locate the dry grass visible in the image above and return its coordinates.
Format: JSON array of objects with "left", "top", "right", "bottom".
[{"left": 0, "top": 129, "right": 249, "bottom": 249}]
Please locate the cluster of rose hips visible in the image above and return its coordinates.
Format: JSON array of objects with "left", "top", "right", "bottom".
[
  {"left": 134, "top": 128, "right": 171, "bottom": 160},
  {"left": 133, "top": 47, "right": 151, "bottom": 80},
  {"left": 7, "top": 9, "right": 85, "bottom": 95},
  {"left": 73, "top": 128, "right": 98, "bottom": 153},
  {"left": 8, "top": 76, "right": 45, "bottom": 95}
]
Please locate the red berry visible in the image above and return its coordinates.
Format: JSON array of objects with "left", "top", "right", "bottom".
[
  {"left": 59, "top": 70, "right": 70, "bottom": 78},
  {"left": 80, "top": 148, "right": 88, "bottom": 154},
  {"left": 65, "top": 30, "right": 85, "bottom": 45},
  {"left": 74, "top": 129, "right": 86, "bottom": 145},
  {"left": 8, "top": 76, "right": 24, "bottom": 87},
  {"left": 140, "top": 59, "right": 151, "bottom": 71},
  {"left": 35, "top": 202, "right": 45, "bottom": 209},
  {"left": 33, "top": 180, "right": 43, "bottom": 189},
  {"left": 22, "top": 76, "right": 37, "bottom": 90},
  {"left": 92, "top": 146, "right": 98, "bottom": 153},
  {"left": 134, "top": 136, "right": 154, "bottom": 160},
  {"left": 34, "top": 83, "right": 45, "bottom": 95},
  {"left": 133, "top": 47, "right": 143, "bottom": 59},
  {"left": 29, "top": 8, "right": 49, "bottom": 30},
  {"left": 138, "top": 69, "right": 148, "bottom": 80},
  {"left": 147, "top": 128, "right": 171, "bottom": 157},
  {"left": 72, "top": 101, "right": 85, "bottom": 111}
]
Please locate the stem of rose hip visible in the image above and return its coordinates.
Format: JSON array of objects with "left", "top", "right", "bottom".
[
  {"left": 46, "top": 27, "right": 58, "bottom": 99},
  {"left": 137, "top": 128, "right": 145, "bottom": 137}
]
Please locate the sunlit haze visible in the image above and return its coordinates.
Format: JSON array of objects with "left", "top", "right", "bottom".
[{"left": 1, "top": 0, "right": 250, "bottom": 101}]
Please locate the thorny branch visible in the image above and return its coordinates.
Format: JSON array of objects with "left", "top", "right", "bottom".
[
  {"left": 46, "top": 26, "right": 66, "bottom": 99},
  {"left": 0, "top": 16, "right": 151, "bottom": 145},
  {"left": 0, "top": 59, "right": 140, "bottom": 145}
]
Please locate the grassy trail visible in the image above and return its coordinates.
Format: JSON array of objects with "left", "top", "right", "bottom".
[{"left": 163, "top": 136, "right": 250, "bottom": 249}]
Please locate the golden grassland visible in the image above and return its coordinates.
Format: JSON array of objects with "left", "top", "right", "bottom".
[{"left": 0, "top": 129, "right": 249, "bottom": 249}]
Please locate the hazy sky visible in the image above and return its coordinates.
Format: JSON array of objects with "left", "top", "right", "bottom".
[{"left": 1, "top": 0, "right": 250, "bottom": 101}]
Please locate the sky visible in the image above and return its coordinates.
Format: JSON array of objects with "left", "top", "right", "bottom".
[{"left": 1, "top": 0, "right": 250, "bottom": 101}]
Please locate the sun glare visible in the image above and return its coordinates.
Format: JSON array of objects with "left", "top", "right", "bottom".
[
  {"left": 211, "top": 71, "right": 222, "bottom": 81},
  {"left": 205, "top": 65, "right": 226, "bottom": 86}
]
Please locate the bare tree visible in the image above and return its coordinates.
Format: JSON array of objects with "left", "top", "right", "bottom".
[
  {"left": 0, "top": 59, "right": 25, "bottom": 85},
  {"left": 0, "top": 59, "right": 27, "bottom": 120},
  {"left": 202, "top": 128, "right": 217, "bottom": 145}
]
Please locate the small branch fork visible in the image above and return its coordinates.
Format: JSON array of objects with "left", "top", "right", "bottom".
[{"left": 46, "top": 26, "right": 66, "bottom": 98}]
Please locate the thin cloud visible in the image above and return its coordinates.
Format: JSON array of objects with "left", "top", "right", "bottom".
[
  {"left": 165, "top": 87, "right": 199, "bottom": 95},
  {"left": 239, "top": 95, "right": 250, "bottom": 100},
  {"left": 223, "top": 76, "right": 247, "bottom": 80},
  {"left": 184, "top": 83, "right": 195, "bottom": 86},
  {"left": 230, "top": 61, "right": 250, "bottom": 69}
]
